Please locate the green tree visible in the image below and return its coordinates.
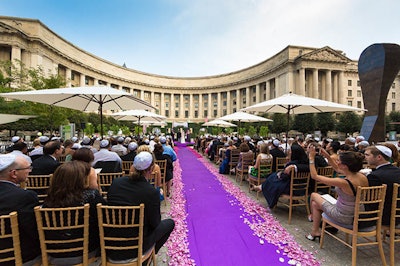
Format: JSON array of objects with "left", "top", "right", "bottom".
[
  {"left": 387, "top": 111, "right": 400, "bottom": 133},
  {"left": 259, "top": 126, "right": 269, "bottom": 138},
  {"left": 336, "top": 112, "right": 362, "bottom": 135},
  {"left": 293, "top": 113, "right": 315, "bottom": 134},
  {"left": 270, "top": 113, "right": 290, "bottom": 134},
  {"left": 315, "top": 112, "right": 336, "bottom": 136}
]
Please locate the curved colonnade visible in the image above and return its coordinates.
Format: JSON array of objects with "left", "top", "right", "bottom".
[{"left": 0, "top": 16, "right": 398, "bottom": 124}]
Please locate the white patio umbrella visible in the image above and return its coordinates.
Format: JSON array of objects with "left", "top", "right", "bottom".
[
  {"left": 202, "top": 119, "right": 237, "bottom": 128},
  {"left": 243, "top": 92, "right": 366, "bottom": 140},
  {"left": 218, "top": 110, "right": 272, "bottom": 131},
  {"left": 0, "top": 86, "right": 155, "bottom": 138},
  {"left": 111, "top": 109, "right": 166, "bottom": 124},
  {"left": 0, "top": 114, "right": 36, "bottom": 124},
  {"left": 133, "top": 119, "right": 167, "bottom": 127}
]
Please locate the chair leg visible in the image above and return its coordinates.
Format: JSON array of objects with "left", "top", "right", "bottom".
[
  {"left": 351, "top": 234, "right": 357, "bottom": 266},
  {"left": 288, "top": 200, "right": 292, "bottom": 224},
  {"left": 390, "top": 232, "right": 395, "bottom": 266},
  {"left": 320, "top": 221, "right": 326, "bottom": 248},
  {"left": 377, "top": 233, "right": 387, "bottom": 266}
]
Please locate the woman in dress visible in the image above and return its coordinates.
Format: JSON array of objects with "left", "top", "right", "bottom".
[
  {"left": 305, "top": 146, "right": 368, "bottom": 241},
  {"left": 248, "top": 142, "right": 273, "bottom": 180},
  {"left": 219, "top": 140, "right": 235, "bottom": 174},
  {"left": 72, "top": 147, "right": 99, "bottom": 190},
  {"left": 43, "top": 161, "right": 106, "bottom": 261}
]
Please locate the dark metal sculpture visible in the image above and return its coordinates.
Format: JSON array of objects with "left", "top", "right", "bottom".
[{"left": 359, "top": 43, "right": 400, "bottom": 143}]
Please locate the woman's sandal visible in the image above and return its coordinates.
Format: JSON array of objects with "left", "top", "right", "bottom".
[
  {"left": 305, "top": 234, "right": 320, "bottom": 242},
  {"left": 307, "top": 214, "right": 313, "bottom": 222},
  {"left": 250, "top": 184, "right": 262, "bottom": 192}
]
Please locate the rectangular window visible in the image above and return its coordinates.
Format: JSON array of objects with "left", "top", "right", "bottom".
[
  {"left": 185, "top": 111, "right": 189, "bottom": 118},
  {"left": 243, "top": 98, "right": 246, "bottom": 104},
  {"left": 392, "top": 102, "right": 396, "bottom": 111},
  {"left": 213, "top": 102, "right": 217, "bottom": 107},
  {"left": 392, "top": 83, "right": 396, "bottom": 88},
  {"left": 71, "top": 72, "right": 75, "bottom": 80},
  {"left": 175, "top": 103, "right": 179, "bottom": 108},
  {"left": 348, "top": 80, "right": 352, "bottom": 86},
  {"left": 348, "top": 100, "right": 353, "bottom": 106},
  {"left": 253, "top": 96, "right": 256, "bottom": 102},
  {"left": 357, "top": 80, "right": 360, "bottom": 87},
  {"left": 348, "top": 90, "right": 352, "bottom": 97},
  {"left": 194, "top": 110, "right": 198, "bottom": 118},
  {"left": 223, "top": 101, "right": 227, "bottom": 106},
  {"left": 204, "top": 110, "right": 208, "bottom": 117},
  {"left": 233, "top": 100, "right": 236, "bottom": 105},
  {"left": 357, "top": 90, "right": 361, "bottom": 97},
  {"left": 175, "top": 111, "right": 179, "bottom": 117},
  {"left": 194, "top": 95, "right": 199, "bottom": 100},
  {"left": 252, "top": 87, "right": 256, "bottom": 93},
  {"left": 223, "top": 109, "right": 227, "bottom": 115},
  {"left": 204, "top": 102, "right": 208, "bottom": 108},
  {"left": 392, "top": 92, "right": 396, "bottom": 99},
  {"left": 213, "top": 110, "right": 217, "bottom": 117},
  {"left": 185, "top": 103, "right": 189, "bottom": 108},
  {"left": 194, "top": 103, "right": 198, "bottom": 108},
  {"left": 165, "top": 102, "right": 169, "bottom": 108},
  {"left": 165, "top": 110, "right": 169, "bottom": 117},
  {"left": 357, "top": 101, "right": 362, "bottom": 108}
]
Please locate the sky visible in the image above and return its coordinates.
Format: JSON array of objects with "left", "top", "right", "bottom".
[{"left": 1, "top": 0, "right": 399, "bottom": 77}]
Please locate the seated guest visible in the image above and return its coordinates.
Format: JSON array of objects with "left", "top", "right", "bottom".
[
  {"left": 31, "top": 141, "right": 62, "bottom": 175},
  {"left": 160, "top": 136, "right": 177, "bottom": 162},
  {"left": 235, "top": 142, "right": 253, "bottom": 171},
  {"left": 248, "top": 142, "right": 273, "bottom": 180},
  {"left": 153, "top": 143, "right": 174, "bottom": 197},
  {"left": 81, "top": 136, "right": 98, "bottom": 154},
  {"left": 364, "top": 145, "right": 400, "bottom": 226},
  {"left": 5, "top": 135, "right": 23, "bottom": 153},
  {"left": 269, "top": 139, "right": 286, "bottom": 172},
  {"left": 136, "top": 145, "right": 161, "bottom": 188},
  {"left": 0, "top": 154, "right": 41, "bottom": 265},
  {"left": 252, "top": 143, "right": 309, "bottom": 208},
  {"left": 9, "top": 141, "right": 32, "bottom": 164},
  {"left": 120, "top": 141, "right": 138, "bottom": 162},
  {"left": 92, "top": 139, "right": 122, "bottom": 173},
  {"left": 62, "top": 139, "right": 75, "bottom": 162},
  {"left": 219, "top": 140, "right": 235, "bottom": 174},
  {"left": 72, "top": 148, "right": 99, "bottom": 190},
  {"left": 29, "top": 135, "right": 50, "bottom": 158},
  {"left": 107, "top": 151, "right": 175, "bottom": 261},
  {"left": 305, "top": 147, "right": 367, "bottom": 241},
  {"left": 111, "top": 136, "right": 127, "bottom": 156},
  {"left": 43, "top": 161, "right": 106, "bottom": 262}
]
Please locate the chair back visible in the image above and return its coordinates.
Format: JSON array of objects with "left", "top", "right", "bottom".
[
  {"left": 315, "top": 166, "right": 334, "bottom": 194},
  {"left": 275, "top": 157, "right": 287, "bottom": 172},
  {"left": 22, "top": 174, "right": 52, "bottom": 203},
  {"left": 384, "top": 183, "right": 400, "bottom": 266},
  {"left": 96, "top": 203, "right": 155, "bottom": 266},
  {"left": 94, "top": 161, "right": 122, "bottom": 173},
  {"left": 228, "top": 149, "right": 240, "bottom": 175},
  {"left": 122, "top": 161, "right": 133, "bottom": 175},
  {"left": 155, "top": 159, "right": 167, "bottom": 205},
  {"left": 34, "top": 204, "right": 90, "bottom": 266},
  {"left": 97, "top": 172, "right": 124, "bottom": 198},
  {"left": 258, "top": 158, "right": 273, "bottom": 178},
  {"left": 355, "top": 185, "right": 386, "bottom": 230},
  {"left": 0, "top": 211, "right": 22, "bottom": 265}
]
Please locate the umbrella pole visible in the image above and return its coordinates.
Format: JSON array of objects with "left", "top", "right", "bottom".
[
  {"left": 100, "top": 103, "right": 104, "bottom": 139},
  {"left": 285, "top": 108, "right": 290, "bottom": 155}
]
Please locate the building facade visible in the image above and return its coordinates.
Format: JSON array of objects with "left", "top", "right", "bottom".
[{"left": 0, "top": 16, "right": 399, "bottom": 123}]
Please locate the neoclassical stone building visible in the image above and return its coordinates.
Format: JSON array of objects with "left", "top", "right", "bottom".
[{"left": 0, "top": 16, "right": 399, "bottom": 123}]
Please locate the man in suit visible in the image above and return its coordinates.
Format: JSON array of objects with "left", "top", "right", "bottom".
[
  {"left": 31, "top": 141, "right": 62, "bottom": 175},
  {"left": 107, "top": 151, "right": 175, "bottom": 262},
  {"left": 365, "top": 145, "right": 400, "bottom": 226},
  {"left": 0, "top": 154, "right": 41, "bottom": 264}
]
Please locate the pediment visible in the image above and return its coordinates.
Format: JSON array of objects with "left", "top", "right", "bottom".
[
  {"left": 300, "top": 47, "right": 350, "bottom": 63},
  {"left": 0, "top": 22, "right": 18, "bottom": 33}
]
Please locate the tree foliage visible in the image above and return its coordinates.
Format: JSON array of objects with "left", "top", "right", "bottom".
[
  {"left": 315, "top": 112, "right": 336, "bottom": 136},
  {"left": 336, "top": 112, "right": 362, "bottom": 135},
  {"left": 293, "top": 113, "right": 315, "bottom": 134}
]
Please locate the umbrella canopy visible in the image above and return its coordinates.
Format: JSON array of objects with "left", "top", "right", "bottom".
[
  {"left": 111, "top": 109, "right": 166, "bottom": 123},
  {"left": 243, "top": 92, "right": 366, "bottom": 141},
  {"left": 242, "top": 92, "right": 365, "bottom": 114},
  {"left": 218, "top": 111, "right": 272, "bottom": 122},
  {"left": 133, "top": 118, "right": 167, "bottom": 127},
  {"left": 0, "top": 86, "right": 155, "bottom": 138},
  {"left": 202, "top": 119, "right": 237, "bottom": 128},
  {"left": 0, "top": 114, "right": 36, "bottom": 124}
]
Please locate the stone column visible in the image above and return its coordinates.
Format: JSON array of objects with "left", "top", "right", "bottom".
[
  {"left": 338, "top": 71, "right": 345, "bottom": 104},
  {"left": 287, "top": 71, "right": 294, "bottom": 93},
  {"left": 208, "top": 93, "right": 212, "bottom": 119},
  {"left": 189, "top": 94, "right": 194, "bottom": 119},
  {"left": 31, "top": 54, "right": 42, "bottom": 68},
  {"left": 256, "top": 84, "right": 261, "bottom": 103},
  {"left": 299, "top": 68, "right": 306, "bottom": 96},
  {"left": 11, "top": 46, "right": 21, "bottom": 64},
  {"left": 226, "top": 91, "right": 231, "bottom": 114},
  {"left": 312, "top": 69, "right": 319, "bottom": 98},
  {"left": 236, "top": 89, "right": 241, "bottom": 110},
  {"left": 93, "top": 79, "right": 98, "bottom": 86},
  {"left": 180, "top": 93, "right": 184, "bottom": 118},
  {"left": 325, "top": 70, "right": 332, "bottom": 101},
  {"left": 171, "top": 94, "right": 175, "bottom": 119},
  {"left": 199, "top": 93, "right": 203, "bottom": 119},
  {"left": 160, "top": 93, "right": 165, "bottom": 117},
  {"left": 266, "top": 81, "right": 271, "bottom": 100},
  {"left": 246, "top": 87, "right": 250, "bottom": 108},
  {"left": 217, "top": 92, "right": 222, "bottom": 117},
  {"left": 66, "top": 68, "right": 72, "bottom": 87},
  {"left": 150, "top": 91, "right": 155, "bottom": 108},
  {"left": 80, "top": 73, "right": 86, "bottom": 86}
]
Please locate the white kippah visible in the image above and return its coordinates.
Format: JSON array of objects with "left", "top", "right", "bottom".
[
  {"left": 273, "top": 139, "right": 280, "bottom": 147},
  {"left": 359, "top": 140, "right": 369, "bottom": 147},
  {"left": 100, "top": 140, "right": 109, "bottom": 148},
  {"left": 160, "top": 136, "right": 167, "bottom": 143},
  {"left": 11, "top": 136, "right": 20, "bottom": 143},
  {"left": 375, "top": 145, "right": 392, "bottom": 158},
  {"left": 39, "top": 136, "right": 49, "bottom": 143},
  {"left": 128, "top": 142, "right": 138, "bottom": 151},
  {"left": 133, "top": 151, "right": 153, "bottom": 170},
  {"left": 0, "top": 154, "right": 16, "bottom": 171}
]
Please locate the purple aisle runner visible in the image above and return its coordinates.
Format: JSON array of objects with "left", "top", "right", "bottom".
[{"left": 178, "top": 146, "right": 292, "bottom": 266}]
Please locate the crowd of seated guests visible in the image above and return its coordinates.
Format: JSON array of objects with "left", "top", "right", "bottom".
[{"left": 0, "top": 133, "right": 178, "bottom": 264}]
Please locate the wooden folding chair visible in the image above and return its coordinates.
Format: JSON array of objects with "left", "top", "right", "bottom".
[
  {"left": 97, "top": 203, "right": 156, "bottom": 266},
  {"left": 155, "top": 159, "right": 167, "bottom": 206},
  {"left": 97, "top": 172, "right": 124, "bottom": 199},
  {"left": 228, "top": 149, "right": 240, "bottom": 176},
  {"left": 248, "top": 158, "right": 272, "bottom": 200},
  {"left": 22, "top": 174, "right": 52, "bottom": 204},
  {"left": 34, "top": 204, "right": 94, "bottom": 266},
  {"left": 122, "top": 161, "right": 133, "bottom": 175},
  {"left": 382, "top": 183, "right": 400, "bottom": 266},
  {"left": 320, "top": 185, "right": 387, "bottom": 266},
  {"left": 235, "top": 152, "right": 254, "bottom": 185},
  {"left": 315, "top": 166, "right": 334, "bottom": 194},
  {"left": 278, "top": 169, "right": 310, "bottom": 224},
  {"left": 0, "top": 211, "right": 22, "bottom": 265},
  {"left": 275, "top": 157, "right": 288, "bottom": 172}
]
